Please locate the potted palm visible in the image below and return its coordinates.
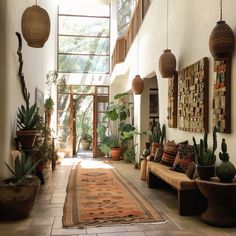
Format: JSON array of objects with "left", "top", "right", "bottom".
[
  {"left": 0, "top": 155, "right": 40, "bottom": 220},
  {"left": 16, "top": 102, "right": 41, "bottom": 149},
  {"left": 80, "top": 122, "right": 92, "bottom": 150},
  {"left": 192, "top": 127, "right": 217, "bottom": 180}
]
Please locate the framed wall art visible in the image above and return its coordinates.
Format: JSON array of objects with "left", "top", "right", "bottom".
[
  {"left": 167, "top": 71, "right": 178, "bottom": 128},
  {"left": 178, "top": 57, "right": 209, "bottom": 133},
  {"left": 212, "top": 59, "right": 231, "bottom": 133}
]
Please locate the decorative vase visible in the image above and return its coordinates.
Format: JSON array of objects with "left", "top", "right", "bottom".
[
  {"left": 159, "top": 49, "right": 176, "bottom": 78},
  {"left": 142, "top": 142, "right": 151, "bottom": 157},
  {"left": 209, "top": 20, "right": 235, "bottom": 60},
  {"left": 132, "top": 75, "right": 144, "bottom": 94},
  {"left": 216, "top": 161, "right": 236, "bottom": 182},
  {"left": 21, "top": 5, "right": 51, "bottom": 48},
  {"left": 196, "top": 165, "right": 215, "bottom": 180}
]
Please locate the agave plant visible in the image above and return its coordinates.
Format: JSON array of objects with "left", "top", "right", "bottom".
[
  {"left": 17, "top": 103, "right": 41, "bottom": 130},
  {"left": 5, "top": 155, "right": 40, "bottom": 183}
]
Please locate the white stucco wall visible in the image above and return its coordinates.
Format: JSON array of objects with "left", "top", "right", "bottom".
[
  {"left": 111, "top": 0, "right": 236, "bottom": 165},
  {"left": 0, "top": 0, "right": 57, "bottom": 178}
]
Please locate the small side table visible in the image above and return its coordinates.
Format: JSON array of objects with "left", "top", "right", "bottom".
[{"left": 196, "top": 177, "right": 236, "bottom": 227}]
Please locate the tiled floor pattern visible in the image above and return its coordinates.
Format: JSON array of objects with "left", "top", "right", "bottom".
[{"left": 0, "top": 155, "right": 236, "bottom": 236}]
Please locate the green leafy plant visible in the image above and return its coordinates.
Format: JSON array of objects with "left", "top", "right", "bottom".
[
  {"left": 17, "top": 103, "right": 41, "bottom": 130},
  {"left": 5, "top": 155, "right": 40, "bottom": 183},
  {"left": 44, "top": 97, "right": 54, "bottom": 111},
  {"left": 192, "top": 127, "right": 217, "bottom": 166}
]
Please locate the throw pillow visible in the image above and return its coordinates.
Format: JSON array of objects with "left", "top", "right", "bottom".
[
  {"left": 172, "top": 144, "right": 196, "bottom": 173},
  {"left": 186, "top": 162, "right": 197, "bottom": 179},
  {"left": 153, "top": 146, "right": 164, "bottom": 163},
  {"left": 161, "top": 141, "right": 179, "bottom": 166}
]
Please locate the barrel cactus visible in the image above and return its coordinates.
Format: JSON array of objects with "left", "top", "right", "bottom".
[{"left": 216, "top": 138, "right": 236, "bottom": 182}]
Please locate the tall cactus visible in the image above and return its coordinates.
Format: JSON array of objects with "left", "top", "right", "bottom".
[
  {"left": 192, "top": 127, "right": 217, "bottom": 166},
  {"left": 219, "top": 138, "right": 229, "bottom": 162}
]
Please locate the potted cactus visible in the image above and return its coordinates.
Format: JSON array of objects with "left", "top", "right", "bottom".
[
  {"left": 192, "top": 127, "right": 217, "bottom": 180},
  {"left": 0, "top": 155, "right": 40, "bottom": 220},
  {"left": 216, "top": 138, "right": 236, "bottom": 182}
]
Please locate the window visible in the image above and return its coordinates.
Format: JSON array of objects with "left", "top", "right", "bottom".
[{"left": 58, "top": 2, "right": 110, "bottom": 74}]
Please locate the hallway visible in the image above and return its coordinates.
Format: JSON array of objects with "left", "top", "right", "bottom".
[{"left": 0, "top": 155, "right": 235, "bottom": 236}]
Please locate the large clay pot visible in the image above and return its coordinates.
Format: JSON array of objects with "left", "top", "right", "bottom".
[
  {"left": 197, "top": 165, "right": 215, "bottom": 180},
  {"left": 16, "top": 129, "right": 38, "bottom": 149},
  {"left": 81, "top": 139, "right": 91, "bottom": 150},
  {"left": 216, "top": 161, "right": 236, "bottom": 182},
  {"left": 132, "top": 75, "right": 144, "bottom": 94},
  {"left": 110, "top": 147, "right": 122, "bottom": 161},
  {"left": 0, "top": 176, "right": 40, "bottom": 220}
]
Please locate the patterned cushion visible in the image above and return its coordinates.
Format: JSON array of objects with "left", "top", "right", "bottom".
[
  {"left": 172, "top": 144, "right": 196, "bottom": 173},
  {"left": 153, "top": 146, "right": 164, "bottom": 163},
  {"left": 161, "top": 141, "right": 179, "bottom": 166}
]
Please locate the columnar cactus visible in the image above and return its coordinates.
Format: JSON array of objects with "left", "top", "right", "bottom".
[
  {"left": 219, "top": 138, "right": 229, "bottom": 162},
  {"left": 192, "top": 127, "right": 217, "bottom": 166}
]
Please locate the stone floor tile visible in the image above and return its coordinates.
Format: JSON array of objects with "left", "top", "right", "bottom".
[
  {"left": 50, "top": 197, "right": 66, "bottom": 204},
  {"left": 144, "top": 230, "right": 171, "bottom": 236},
  {"left": 32, "top": 216, "right": 55, "bottom": 226},
  {"left": 97, "top": 232, "right": 146, "bottom": 236},
  {"left": 0, "top": 226, "right": 29, "bottom": 236},
  {"left": 52, "top": 216, "right": 63, "bottom": 229},
  {"left": 51, "top": 228, "right": 86, "bottom": 235},
  {"left": 25, "top": 225, "right": 52, "bottom": 236},
  {"left": 87, "top": 225, "right": 127, "bottom": 234}
]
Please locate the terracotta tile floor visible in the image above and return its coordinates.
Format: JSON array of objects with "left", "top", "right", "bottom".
[{"left": 0, "top": 154, "right": 235, "bottom": 236}]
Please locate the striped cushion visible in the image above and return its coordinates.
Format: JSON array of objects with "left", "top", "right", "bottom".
[
  {"left": 161, "top": 141, "right": 179, "bottom": 166},
  {"left": 172, "top": 144, "right": 196, "bottom": 173}
]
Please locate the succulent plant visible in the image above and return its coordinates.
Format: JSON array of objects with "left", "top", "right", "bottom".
[
  {"left": 193, "top": 127, "right": 217, "bottom": 166},
  {"left": 5, "top": 155, "right": 40, "bottom": 183},
  {"left": 152, "top": 122, "right": 166, "bottom": 143},
  {"left": 219, "top": 138, "right": 229, "bottom": 162},
  {"left": 17, "top": 103, "right": 41, "bottom": 130}
]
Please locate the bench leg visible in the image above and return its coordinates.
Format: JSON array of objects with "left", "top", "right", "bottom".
[
  {"left": 178, "top": 189, "right": 207, "bottom": 216},
  {"left": 147, "top": 170, "right": 168, "bottom": 188}
]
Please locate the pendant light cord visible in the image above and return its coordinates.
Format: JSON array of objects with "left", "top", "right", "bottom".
[
  {"left": 137, "top": 30, "right": 139, "bottom": 75},
  {"left": 220, "top": 0, "right": 222, "bottom": 21},
  {"left": 36, "top": 0, "right": 38, "bottom": 5},
  {"left": 166, "top": 0, "right": 169, "bottom": 49}
]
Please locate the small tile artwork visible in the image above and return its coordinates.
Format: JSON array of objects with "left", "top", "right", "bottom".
[
  {"left": 212, "top": 60, "right": 231, "bottom": 133},
  {"left": 178, "top": 57, "right": 209, "bottom": 133}
]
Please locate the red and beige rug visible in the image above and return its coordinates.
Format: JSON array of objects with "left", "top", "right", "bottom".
[{"left": 63, "top": 160, "right": 164, "bottom": 228}]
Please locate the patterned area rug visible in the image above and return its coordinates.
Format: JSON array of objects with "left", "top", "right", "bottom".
[{"left": 63, "top": 160, "right": 164, "bottom": 228}]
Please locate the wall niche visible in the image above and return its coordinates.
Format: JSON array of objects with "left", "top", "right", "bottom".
[{"left": 178, "top": 57, "right": 209, "bottom": 133}]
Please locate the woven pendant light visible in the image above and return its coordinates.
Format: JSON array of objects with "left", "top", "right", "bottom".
[
  {"left": 158, "top": 0, "right": 176, "bottom": 78},
  {"left": 21, "top": 3, "right": 50, "bottom": 48},
  {"left": 132, "top": 75, "right": 144, "bottom": 94},
  {"left": 209, "top": 0, "right": 234, "bottom": 60}
]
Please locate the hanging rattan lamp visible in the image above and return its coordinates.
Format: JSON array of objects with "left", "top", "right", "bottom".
[
  {"left": 158, "top": 0, "right": 176, "bottom": 78},
  {"left": 21, "top": 1, "right": 51, "bottom": 48},
  {"left": 209, "top": 0, "right": 234, "bottom": 60},
  {"left": 132, "top": 31, "right": 144, "bottom": 95}
]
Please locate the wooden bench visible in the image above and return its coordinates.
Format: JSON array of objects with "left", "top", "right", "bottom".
[{"left": 147, "top": 161, "right": 207, "bottom": 216}]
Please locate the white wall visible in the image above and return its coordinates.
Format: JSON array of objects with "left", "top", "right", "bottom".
[
  {"left": 0, "top": 0, "right": 57, "bottom": 178},
  {"left": 111, "top": 0, "right": 236, "bottom": 165}
]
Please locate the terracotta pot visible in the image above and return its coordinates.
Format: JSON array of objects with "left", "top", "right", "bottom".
[
  {"left": 159, "top": 49, "right": 176, "bottom": 78},
  {"left": 81, "top": 139, "right": 91, "bottom": 150},
  {"left": 110, "top": 147, "right": 122, "bottom": 161},
  {"left": 21, "top": 5, "right": 50, "bottom": 48},
  {"left": 209, "top": 20, "right": 235, "bottom": 60},
  {"left": 0, "top": 176, "right": 40, "bottom": 220},
  {"left": 132, "top": 75, "right": 144, "bottom": 94},
  {"left": 16, "top": 129, "right": 38, "bottom": 149}
]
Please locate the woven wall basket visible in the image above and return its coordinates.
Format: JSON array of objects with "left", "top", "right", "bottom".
[
  {"left": 209, "top": 20, "right": 235, "bottom": 60},
  {"left": 132, "top": 75, "right": 144, "bottom": 94},
  {"left": 21, "top": 5, "right": 51, "bottom": 48},
  {"left": 159, "top": 49, "right": 176, "bottom": 78}
]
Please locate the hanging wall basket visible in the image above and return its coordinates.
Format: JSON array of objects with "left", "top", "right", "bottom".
[
  {"left": 209, "top": 20, "right": 235, "bottom": 60},
  {"left": 132, "top": 75, "right": 144, "bottom": 95},
  {"left": 159, "top": 49, "right": 176, "bottom": 78},
  {"left": 21, "top": 5, "right": 51, "bottom": 48}
]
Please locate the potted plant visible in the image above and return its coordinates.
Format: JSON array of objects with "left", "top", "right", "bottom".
[
  {"left": 97, "top": 92, "right": 134, "bottom": 160},
  {"left": 16, "top": 102, "right": 41, "bottom": 149},
  {"left": 80, "top": 122, "right": 92, "bottom": 150},
  {"left": 44, "top": 96, "right": 54, "bottom": 127},
  {"left": 216, "top": 138, "right": 236, "bottom": 182},
  {"left": 0, "top": 155, "right": 40, "bottom": 220},
  {"left": 192, "top": 127, "right": 217, "bottom": 180}
]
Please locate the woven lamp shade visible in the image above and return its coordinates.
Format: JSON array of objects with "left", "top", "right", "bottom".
[
  {"left": 132, "top": 75, "right": 144, "bottom": 94},
  {"left": 21, "top": 5, "right": 50, "bottom": 48},
  {"left": 209, "top": 21, "right": 235, "bottom": 60},
  {"left": 159, "top": 49, "right": 176, "bottom": 78}
]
